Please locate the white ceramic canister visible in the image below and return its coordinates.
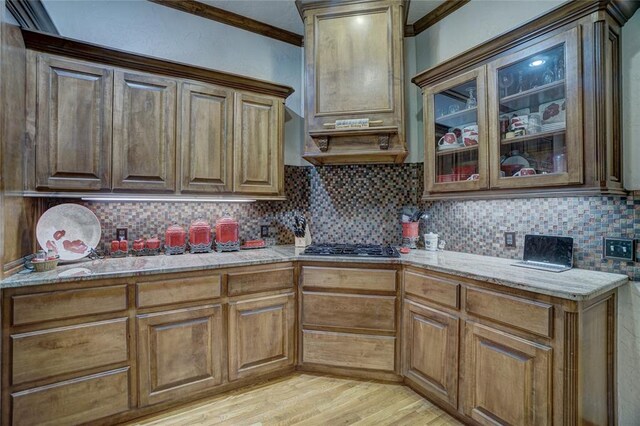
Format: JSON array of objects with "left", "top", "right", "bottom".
[{"left": 424, "top": 233, "right": 438, "bottom": 251}]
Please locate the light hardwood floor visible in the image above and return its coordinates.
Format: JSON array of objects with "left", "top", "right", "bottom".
[{"left": 124, "top": 373, "right": 463, "bottom": 425}]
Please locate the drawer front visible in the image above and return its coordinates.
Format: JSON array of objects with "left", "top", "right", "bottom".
[
  {"left": 12, "top": 318, "right": 129, "bottom": 385},
  {"left": 228, "top": 265, "right": 294, "bottom": 296},
  {"left": 137, "top": 274, "right": 221, "bottom": 308},
  {"left": 303, "top": 292, "right": 395, "bottom": 332},
  {"left": 465, "top": 287, "right": 553, "bottom": 337},
  {"left": 302, "top": 266, "right": 396, "bottom": 292},
  {"left": 12, "top": 367, "right": 130, "bottom": 426},
  {"left": 12, "top": 285, "right": 127, "bottom": 326},
  {"left": 303, "top": 330, "right": 395, "bottom": 371},
  {"left": 404, "top": 271, "right": 459, "bottom": 309}
]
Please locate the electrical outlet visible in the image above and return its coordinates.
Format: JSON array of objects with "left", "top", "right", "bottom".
[
  {"left": 602, "top": 237, "right": 635, "bottom": 261},
  {"left": 504, "top": 232, "right": 516, "bottom": 248},
  {"left": 260, "top": 225, "right": 270, "bottom": 238},
  {"left": 116, "top": 227, "right": 128, "bottom": 241}
]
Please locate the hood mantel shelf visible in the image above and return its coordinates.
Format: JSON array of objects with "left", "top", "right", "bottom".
[
  {"left": 304, "top": 125, "right": 405, "bottom": 165},
  {"left": 301, "top": 0, "right": 407, "bottom": 165}
]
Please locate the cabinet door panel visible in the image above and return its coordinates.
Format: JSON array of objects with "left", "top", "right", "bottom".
[
  {"left": 233, "top": 93, "right": 281, "bottom": 194},
  {"left": 180, "top": 82, "right": 233, "bottom": 193},
  {"left": 35, "top": 55, "right": 112, "bottom": 190},
  {"left": 463, "top": 321, "right": 551, "bottom": 425},
  {"left": 228, "top": 293, "right": 295, "bottom": 381},
  {"left": 137, "top": 305, "right": 223, "bottom": 406},
  {"left": 424, "top": 66, "right": 488, "bottom": 194},
  {"left": 488, "top": 26, "right": 582, "bottom": 189},
  {"left": 113, "top": 71, "right": 177, "bottom": 191},
  {"left": 402, "top": 300, "right": 459, "bottom": 410}
]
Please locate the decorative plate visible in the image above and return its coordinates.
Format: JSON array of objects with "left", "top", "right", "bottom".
[
  {"left": 36, "top": 204, "right": 101, "bottom": 261},
  {"left": 539, "top": 98, "right": 566, "bottom": 125}
]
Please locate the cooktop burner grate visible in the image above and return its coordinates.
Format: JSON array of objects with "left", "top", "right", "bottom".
[{"left": 303, "top": 243, "right": 400, "bottom": 258}]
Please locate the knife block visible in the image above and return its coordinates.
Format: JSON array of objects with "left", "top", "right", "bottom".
[{"left": 295, "top": 225, "right": 312, "bottom": 248}]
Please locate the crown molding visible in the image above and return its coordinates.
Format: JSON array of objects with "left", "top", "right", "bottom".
[
  {"left": 6, "top": 0, "right": 57, "bottom": 34},
  {"left": 148, "top": 0, "right": 303, "bottom": 47}
]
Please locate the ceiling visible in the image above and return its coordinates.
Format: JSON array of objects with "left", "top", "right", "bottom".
[{"left": 197, "top": 0, "right": 446, "bottom": 36}]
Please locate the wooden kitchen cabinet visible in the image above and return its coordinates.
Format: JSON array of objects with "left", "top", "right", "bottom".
[
  {"left": 23, "top": 30, "right": 292, "bottom": 199},
  {"left": 423, "top": 66, "right": 488, "bottom": 194},
  {"left": 228, "top": 292, "right": 296, "bottom": 381},
  {"left": 301, "top": 0, "right": 407, "bottom": 165},
  {"left": 462, "top": 321, "right": 552, "bottom": 425},
  {"left": 32, "top": 54, "right": 113, "bottom": 191},
  {"left": 299, "top": 264, "right": 400, "bottom": 379},
  {"left": 402, "top": 299, "right": 459, "bottom": 411},
  {"left": 136, "top": 304, "right": 224, "bottom": 406},
  {"left": 233, "top": 92, "right": 282, "bottom": 195},
  {"left": 112, "top": 71, "right": 177, "bottom": 192},
  {"left": 179, "top": 82, "right": 233, "bottom": 193},
  {"left": 413, "top": 3, "right": 632, "bottom": 199}
]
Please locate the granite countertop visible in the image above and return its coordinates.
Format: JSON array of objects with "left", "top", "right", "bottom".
[{"left": 1, "top": 246, "right": 628, "bottom": 301}]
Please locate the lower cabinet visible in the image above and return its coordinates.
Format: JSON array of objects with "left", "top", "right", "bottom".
[
  {"left": 11, "top": 368, "right": 131, "bottom": 426},
  {"left": 462, "top": 321, "right": 552, "bottom": 426},
  {"left": 228, "top": 292, "right": 296, "bottom": 381},
  {"left": 137, "top": 304, "right": 224, "bottom": 406},
  {"left": 402, "top": 299, "right": 459, "bottom": 410}
]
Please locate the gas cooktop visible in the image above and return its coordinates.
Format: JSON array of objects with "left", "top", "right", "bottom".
[{"left": 303, "top": 243, "right": 400, "bottom": 258}]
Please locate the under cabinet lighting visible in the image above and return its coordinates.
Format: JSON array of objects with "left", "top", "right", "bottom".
[{"left": 81, "top": 196, "right": 257, "bottom": 203}]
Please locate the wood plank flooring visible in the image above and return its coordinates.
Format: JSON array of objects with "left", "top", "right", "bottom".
[{"left": 125, "top": 373, "right": 463, "bottom": 425}]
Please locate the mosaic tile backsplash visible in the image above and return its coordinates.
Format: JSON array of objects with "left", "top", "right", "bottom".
[{"left": 50, "top": 164, "right": 640, "bottom": 279}]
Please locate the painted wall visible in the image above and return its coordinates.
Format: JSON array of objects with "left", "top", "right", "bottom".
[
  {"left": 622, "top": 12, "right": 640, "bottom": 190},
  {"left": 41, "top": 0, "right": 305, "bottom": 166}
]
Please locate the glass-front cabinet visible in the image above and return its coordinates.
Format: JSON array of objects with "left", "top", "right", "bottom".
[
  {"left": 424, "top": 67, "right": 488, "bottom": 193},
  {"left": 488, "top": 27, "right": 582, "bottom": 189}
]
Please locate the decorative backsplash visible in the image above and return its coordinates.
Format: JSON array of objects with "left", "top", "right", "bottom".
[{"left": 50, "top": 164, "right": 639, "bottom": 279}]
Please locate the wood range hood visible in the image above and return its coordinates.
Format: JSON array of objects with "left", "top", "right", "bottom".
[{"left": 301, "top": 0, "right": 407, "bottom": 165}]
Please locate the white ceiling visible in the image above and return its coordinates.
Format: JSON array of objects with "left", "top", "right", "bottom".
[{"left": 197, "top": 0, "right": 447, "bottom": 36}]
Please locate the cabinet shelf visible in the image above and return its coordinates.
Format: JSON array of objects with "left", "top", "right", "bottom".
[
  {"left": 435, "top": 107, "right": 477, "bottom": 126},
  {"left": 500, "top": 129, "right": 565, "bottom": 145},
  {"left": 436, "top": 145, "right": 478, "bottom": 157},
  {"left": 500, "top": 79, "right": 565, "bottom": 103}
]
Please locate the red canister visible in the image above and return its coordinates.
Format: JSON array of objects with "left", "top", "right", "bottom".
[
  {"left": 111, "top": 240, "right": 120, "bottom": 253},
  {"left": 189, "top": 219, "right": 212, "bottom": 246},
  {"left": 119, "top": 240, "right": 128, "bottom": 252},
  {"left": 215, "top": 214, "right": 239, "bottom": 252},
  {"left": 133, "top": 239, "right": 145, "bottom": 251},
  {"left": 146, "top": 237, "right": 161, "bottom": 250},
  {"left": 165, "top": 223, "right": 187, "bottom": 253}
]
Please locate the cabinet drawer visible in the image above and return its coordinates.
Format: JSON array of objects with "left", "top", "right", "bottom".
[
  {"left": 303, "top": 330, "right": 395, "bottom": 371},
  {"left": 465, "top": 287, "right": 553, "bottom": 338},
  {"left": 12, "top": 285, "right": 127, "bottom": 326},
  {"left": 302, "top": 266, "right": 396, "bottom": 292},
  {"left": 302, "top": 292, "right": 395, "bottom": 332},
  {"left": 228, "top": 265, "right": 294, "bottom": 296},
  {"left": 137, "top": 274, "right": 221, "bottom": 308},
  {"left": 11, "top": 318, "right": 128, "bottom": 385},
  {"left": 12, "top": 367, "right": 130, "bottom": 426},
  {"left": 404, "top": 271, "right": 459, "bottom": 309}
]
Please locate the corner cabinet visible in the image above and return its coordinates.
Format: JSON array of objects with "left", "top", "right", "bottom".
[
  {"left": 24, "top": 30, "right": 293, "bottom": 199},
  {"left": 414, "top": 3, "right": 633, "bottom": 199}
]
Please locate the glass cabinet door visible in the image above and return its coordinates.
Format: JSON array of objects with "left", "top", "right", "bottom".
[
  {"left": 424, "top": 67, "right": 488, "bottom": 194},
  {"left": 488, "top": 27, "right": 582, "bottom": 189}
]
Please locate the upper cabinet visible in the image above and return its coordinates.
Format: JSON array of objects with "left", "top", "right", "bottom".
[
  {"left": 23, "top": 30, "right": 293, "bottom": 200},
  {"left": 113, "top": 71, "right": 177, "bottom": 192},
  {"left": 179, "top": 82, "right": 233, "bottom": 194},
  {"left": 233, "top": 93, "right": 282, "bottom": 195},
  {"left": 33, "top": 55, "right": 113, "bottom": 191},
  {"left": 414, "top": 1, "right": 635, "bottom": 200},
  {"left": 301, "top": 0, "right": 407, "bottom": 165}
]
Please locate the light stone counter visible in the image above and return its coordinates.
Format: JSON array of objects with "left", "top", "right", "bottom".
[{"left": 1, "top": 246, "right": 628, "bottom": 301}]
